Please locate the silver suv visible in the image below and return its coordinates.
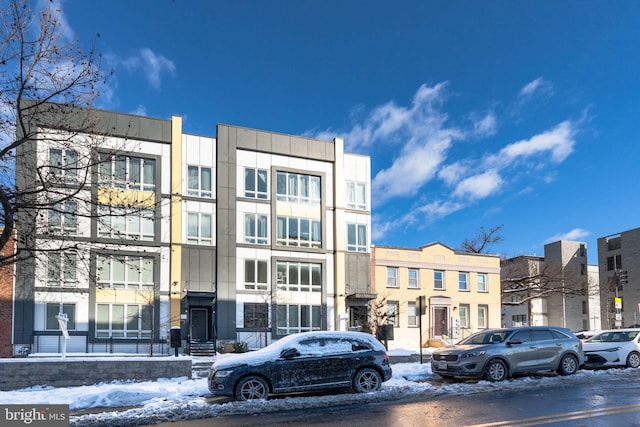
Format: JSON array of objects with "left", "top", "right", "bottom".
[{"left": 431, "top": 326, "right": 584, "bottom": 381}]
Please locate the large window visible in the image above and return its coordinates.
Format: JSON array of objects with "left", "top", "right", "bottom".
[
  {"left": 99, "top": 154, "right": 155, "bottom": 191},
  {"left": 49, "top": 148, "right": 78, "bottom": 183},
  {"left": 244, "top": 213, "right": 268, "bottom": 245},
  {"left": 244, "top": 303, "right": 269, "bottom": 329},
  {"left": 244, "top": 168, "right": 268, "bottom": 199},
  {"left": 46, "top": 303, "right": 76, "bottom": 330},
  {"left": 459, "top": 272, "right": 469, "bottom": 291},
  {"left": 407, "top": 301, "right": 417, "bottom": 327},
  {"left": 276, "top": 304, "right": 321, "bottom": 335},
  {"left": 459, "top": 304, "right": 470, "bottom": 328},
  {"left": 434, "top": 271, "right": 444, "bottom": 290},
  {"left": 477, "top": 273, "right": 488, "bottom": 292},
  {"left": 187, "top": 213, "right": 212, "bottom": 244},
  {"left": 96, "top": 303, "right": 152, "bottom": 338},
  {"left": 347, "top": 223, "right": 367, "bottom": 252},
  {"left": 188, "top": 165, "right": 212, "bottom": 198},
  {"left": 276, "top": 261, "right": 321, "bottom": 292},
  {"left": 478, "top": 305, "right": 488, "bottom": 329},
  {"left": 48, "top": 201, "right": 78, "bottom": 235},
  {"left": 276, "top": 216, "right": 321, "bottom": 248},
  {"left": 47, "top": 252, "right": 77, "bottom": 288},
  {"left": 408, "top": 269, "right": 419, "bottom": 289},
  {"left": 98, "top": 206, "right": 155, "bottom": 241},
  {"left": 276, "top": 172, "right": 321, "bottom": 204},
  {"left": 386, "top": 267, "right": 398, "bottom": 288},
  {"left": 245, "top": 260, "right": 268, "bottom": 290},
  {"left": 346, "top": 182, "right": 366, "bottom": 210},
  {"left": 96, "top": 255, "right": 154, "bottom": 290},
  {"left": 512, "top": 314, "right": 527, "bottom": 327}
]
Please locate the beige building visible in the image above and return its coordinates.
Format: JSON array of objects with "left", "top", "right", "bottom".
[
  {"left": 372, "top": 243, "right": 501, "bottom": 350},
  {"left": 598, "top": 228, "right": 640, "bottom": 328}
]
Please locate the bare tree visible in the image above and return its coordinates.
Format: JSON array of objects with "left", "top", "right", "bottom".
[
  {"left": 460, "top": 225, "right": 504, "bottom": 254},
  {"left": 0, "top": 0, "right": 109, "bottom": 265}
]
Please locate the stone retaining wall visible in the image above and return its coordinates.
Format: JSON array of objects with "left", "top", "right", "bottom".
[{"left": 0, "top": 357, "right": 192, "bottom": 391}]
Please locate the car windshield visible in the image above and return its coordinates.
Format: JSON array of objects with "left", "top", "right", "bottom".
[
  {"left": 589, "top": 330, "right": 639, "bottom": 342},
  {"left": 458, "top": 330, "right": 511, "bottom": 345}
]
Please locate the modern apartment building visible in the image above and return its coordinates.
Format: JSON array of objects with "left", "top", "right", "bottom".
[
  {"left": 13, "top": 105, "right": 372, "bottom": 355},
  {"left": 598, "top": 228, "right": 640, "bottom": 328},
  {"left": 372, "top": 243, "right": 501, "bottom": 350},
  {"left": 501, "top": 240, "right": 594, "bottom": 331}
]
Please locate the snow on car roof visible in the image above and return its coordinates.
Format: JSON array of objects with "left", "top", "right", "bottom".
[{"left": 212, "top": 331, "right": 385, "bottom": 370}]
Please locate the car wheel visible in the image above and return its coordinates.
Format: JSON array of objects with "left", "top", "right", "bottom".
[
  {"left": 626, "top": 352, "right": 640, "bottom": 368},
  {"left": 234, "top": 376, "right": 269, "bottom": 401},
  {"left": 558, "top": 354, "right": 578, "bottom": 375},
  {"left": 353, "top": 368, "right": 382, "bottom": 393},
  {"left": 484, "top": 359, "right": 507, "bottom": 382}
]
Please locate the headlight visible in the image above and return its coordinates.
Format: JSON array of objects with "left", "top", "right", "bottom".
[
  {"left": 214, "top": 370, "right": 233, "bottom": 377},
  {"left": 461, "top": 351, "right": 486, "bottom": 358}
]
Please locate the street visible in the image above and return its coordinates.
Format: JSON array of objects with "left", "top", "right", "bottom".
[{"left": 149, "top": 369, "right": 640, "bottom": 427}]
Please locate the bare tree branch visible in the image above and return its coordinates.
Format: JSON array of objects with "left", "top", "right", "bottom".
[{"left": 460, "top": 224, "right": 504, "bottom": 254}]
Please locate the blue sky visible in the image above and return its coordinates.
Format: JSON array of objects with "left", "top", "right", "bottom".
[{"left": 56, "top": 0, "right": 640, "bottom": 263}]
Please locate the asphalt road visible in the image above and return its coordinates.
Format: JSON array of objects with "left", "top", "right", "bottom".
[{"left": 149, "top": 369, "right": 640, "bottom": 427}]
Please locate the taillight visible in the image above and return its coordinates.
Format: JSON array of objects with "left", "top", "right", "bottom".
[{"left": 383, "top": 353, "right": 389, "bottom": 362}]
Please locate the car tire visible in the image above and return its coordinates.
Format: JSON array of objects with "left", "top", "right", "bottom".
[
  {"left": 626, "top": 352, "right": 640, "bottom": 368},
  {"left": 558, "top": 354, "right": 578, "bottom": 375},
  {"left": 353, "top": 368, "right": 382, "bottom": 393},
  {"left": 484, "top": 359, "right": 507, "bottom": 382},
  {"left": 234, "top": 376, "right": 269, "bottom": 401}
]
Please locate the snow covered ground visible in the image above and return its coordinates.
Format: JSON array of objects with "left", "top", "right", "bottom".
[{"left": 0, "top": 350, "right": 634, "bottom": 427}]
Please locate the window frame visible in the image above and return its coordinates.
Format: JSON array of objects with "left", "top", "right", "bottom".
[
  {"left": 244, "top": 213, "right": 268, "bottom": 245},
  {"left": 49, "top": 148, "right": 78, "bottom": 183},
  {"left": 244, "top": 259, "right": 268, "bottom": 290},
  {"left": 48, "top": 200, "right": 78, "bottom": 236},
  {"left": 244, "top": 167, "right": 268, "bottom": 199},
  {"left": 477, "top": 273, "right": 488, "bottom": 292},
  {"left": 276, "top": 304, "right": 322, "bottom": 336},
  {"left": 187, "top": 165, "right": 213, "bottom": 198},
  {"left": 276, "top": 171, "right": 321, "bottom": 204},
  {"left": 244, "top": 303, "right": 269, "bottom": 329},
  {"left": 97, "top": 205, "right": 155, "bottom": 241},
  {"left": 96, "top": 303, "right": 153, "bottom": 339},
  {"left": 407, "top": 301, "right": 417, "bottom": 327},
  {"left": 99, "top": 154, "right": 156, "bottom": 191},
  {"left": 459, "top": 304, "right": 470, "bottom": 329},
  {"left": 96, "top": 255, "right": 155, "bottom": 290},
  {"left": 187, "top": 212, "right": 213, "bottom": 245},
  {"left": 478, "top": 305, "right": 488, "bottom": 329},
  {"left": 346, "top": 181, "right": 366, "bottom": 210},
  {"left": 458, "top": 272, "right": 469, "bottom": 291},
  {"left": 387, "top": 301, "right": 399, "bottom": 327},
  {"left": 45, "top": 303, "right": 76, "bottom": 330},
  {"left": 434, "top": 270, "right": 445, "bottom": 290},
  {"left": 47, "top": 252, "right": 78, "bottom": 288},
  {"left": 386, "top": 267, "right": 399, "bottom": 288},
  {"left": 347, "top": 223, "right": 367, "bottom": 252},
  {"left": 408, "top": 269, "right": 419, "bottom": 289},
  {"left": 276, "top": 216, "right": 321, "bottom": 248},
  {"left": 276, "top": 261, "right": 322, "bottom": 293}
]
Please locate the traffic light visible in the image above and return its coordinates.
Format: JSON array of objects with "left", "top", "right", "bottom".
[{"left": 619, "top": 270, "right": 629, "bottom": 285}]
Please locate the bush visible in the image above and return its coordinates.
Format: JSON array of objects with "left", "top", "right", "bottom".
[{"left": 232, "top": 342, "right": 249, "bottom": 353}]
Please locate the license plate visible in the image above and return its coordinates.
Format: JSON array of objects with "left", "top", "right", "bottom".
[{"left": 438, "top": 362, "right": 447, "bottom": 370}]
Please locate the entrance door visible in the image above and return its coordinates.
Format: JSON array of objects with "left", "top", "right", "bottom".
[
  {"left": 433, "top": 307, "right": 448, "bottom": 337},
  {"left": 190, "top": 308, "right": 209, "bottom": 342}
]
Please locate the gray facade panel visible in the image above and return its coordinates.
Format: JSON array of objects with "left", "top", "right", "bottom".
[
  {"left": 271, "top": 133, "right": 290, "bottom": 153},
  {"left": 289, "top": 136, "right": 309, "bottom": 158},
  {"left": 345, "top": 252, "right": 372, "bottom": 295},
  {"left": 236, "top": 127, "right": 257, "bottom": 150},
  {"left": 256, "top": 131, "right": 272, "bottom": 152},
  {"left": 182, "top": 247, "right": 216, "bottom": 292}
]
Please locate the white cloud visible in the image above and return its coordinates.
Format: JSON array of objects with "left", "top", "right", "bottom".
[
  {"left": 438, "top": 162, "right": 468, "bottom": 186},
  {"left": 488, "top": 120, "right": 576, "bottom": 165},
  {"left": 544, "top": 228, "right": 591, "bottom": 244},
  {"left": 122, "top": 48, "right": 176, "bottom": 89},
  {"left": 453, "top": 169, "right": 504, "bottom": 200},
  {"left": 519, "top": 77, "right": 553, "bottom": 99},
  {"left": 472, "top": 113, "right": 497, "bottom": 137}
]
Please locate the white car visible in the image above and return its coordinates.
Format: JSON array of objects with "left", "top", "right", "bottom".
[{"left": 583, "top": 329, "right": 640, "bottom": 369}]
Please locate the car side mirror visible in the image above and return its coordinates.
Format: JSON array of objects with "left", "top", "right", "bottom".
[
  {"left": 507, "top": 339, "right": 523, "bottom": 346},
  {"left": 280, "top": 348, "right": 301, "bottom": 359}
]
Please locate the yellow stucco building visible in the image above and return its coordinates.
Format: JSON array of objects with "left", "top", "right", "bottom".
[{"left": 372, "top": 243, "right": 501, "bottom": 350}]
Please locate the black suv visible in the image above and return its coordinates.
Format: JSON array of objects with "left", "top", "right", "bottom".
[{"left": 208, "top": 331, "right": 392, "bottom": 400}]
